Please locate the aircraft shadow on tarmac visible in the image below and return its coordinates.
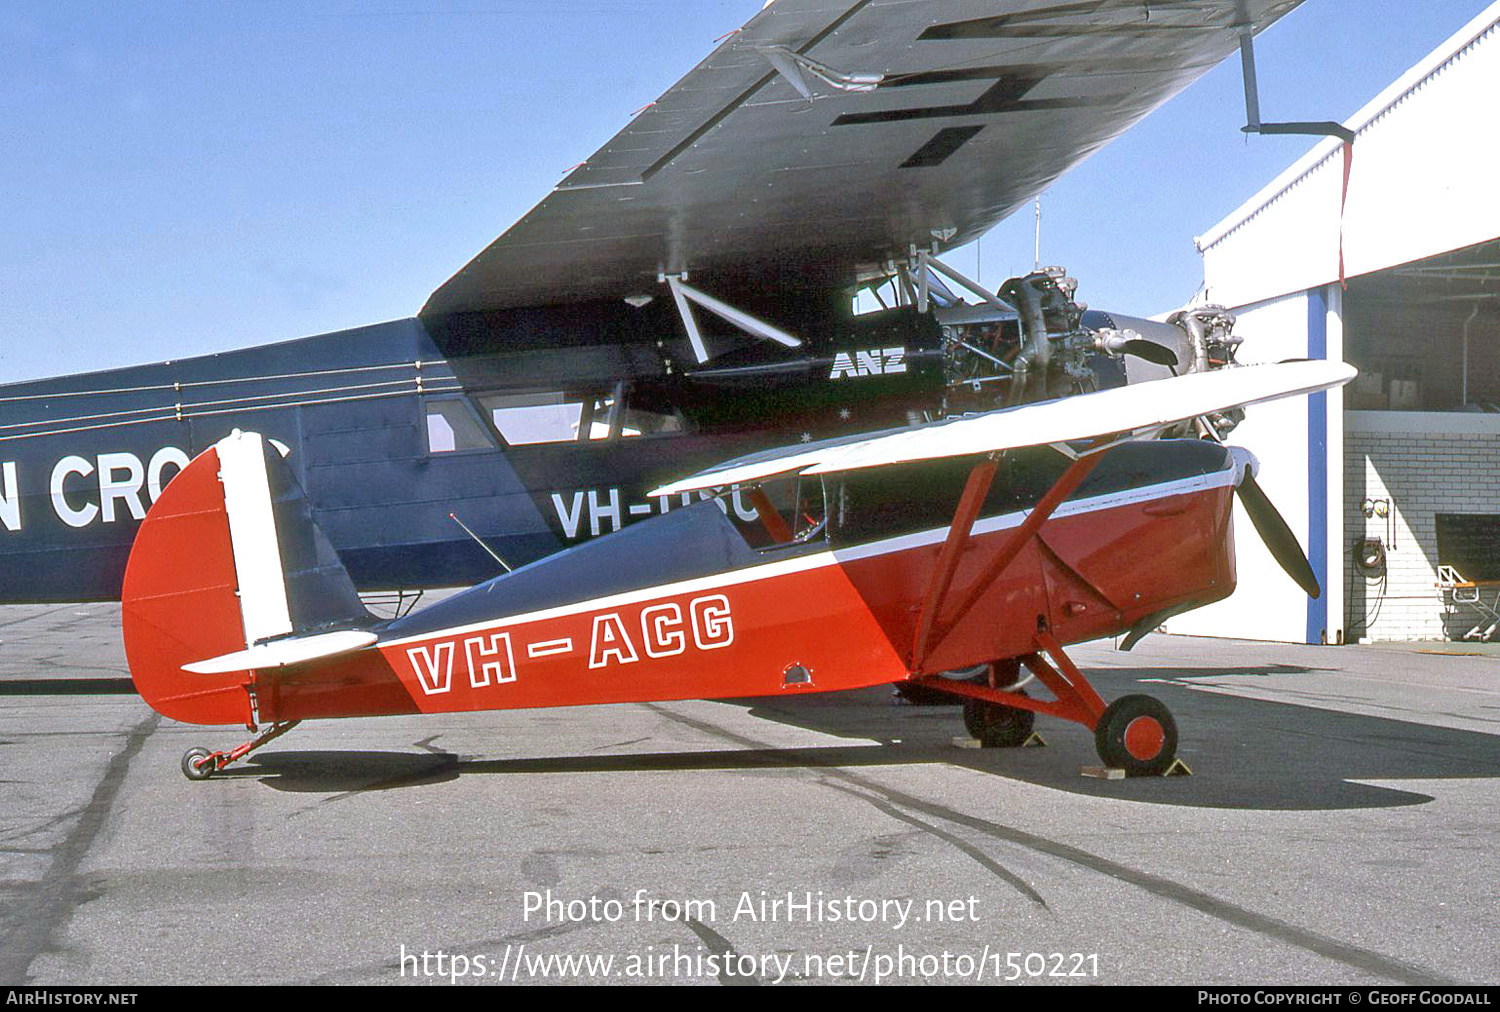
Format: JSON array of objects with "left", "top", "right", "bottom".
[
  {"left": 240, "top": 741, "right": 971, "bottom": 797},
  {"left": 736, "top": 665, "right": 1500, "bottom": 811},
  {"left": 234, "top": 662, "right": 1500, "bottom": 812}
]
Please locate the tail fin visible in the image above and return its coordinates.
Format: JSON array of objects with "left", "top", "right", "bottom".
[{"left": 122, "top": 430, "right": 373, "bottom": 725}]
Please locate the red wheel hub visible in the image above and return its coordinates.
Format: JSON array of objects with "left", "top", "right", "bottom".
[{"left": 1122, "top": 716, "right": 1165, "bottom": 760}]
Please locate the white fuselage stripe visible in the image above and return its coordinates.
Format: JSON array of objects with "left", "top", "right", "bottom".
[
  {"left": 217, "top": 431, "right": 294, "bottom": 646},
  {"left": 379, "top": 465, "right": 1237, "bottom": 649}
]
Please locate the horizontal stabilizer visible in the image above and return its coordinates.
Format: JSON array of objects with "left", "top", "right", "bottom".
[
  {"left": 183, "top": 630, "right": 378, "bottom": 675},
  {"left": 652, "top": 361, "right": 1356, "bottom": 496}
]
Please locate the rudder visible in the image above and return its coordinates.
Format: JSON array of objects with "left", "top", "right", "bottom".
[{"left": 122, "top": 430, "right": 372, "bottom": 725}]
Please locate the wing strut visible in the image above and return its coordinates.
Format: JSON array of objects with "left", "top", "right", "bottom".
[
  {"left": 746, "top": 487, "right": 793, "bottom": 544},
  {"left": 911, "top": 455, "right": 1000, "bottom": 668},
  {"left": 923, "top": 256, "right": 1013, "bottom": 316},
  {"left": 910, "top": 442, "right": 1107, "bottom": 672},
  {"left": 664, "top": 274, "right": 802, "bottom": 364}
]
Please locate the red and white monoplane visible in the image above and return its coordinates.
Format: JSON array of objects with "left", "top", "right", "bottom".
[{"left": 122, "top": 360, "right": 1354, "bottom": 780}]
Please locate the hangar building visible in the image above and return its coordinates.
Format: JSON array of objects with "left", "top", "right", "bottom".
[{"left": 1170, "top": 2, "right": 1500, "bottom": 645}]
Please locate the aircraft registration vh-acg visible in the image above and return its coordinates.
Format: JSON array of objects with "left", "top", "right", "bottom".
[
  {"left": 125, "top": 360, "right": 1356, "bottom": 780},
  {"left": 0, "top": 0, "right": 1301, "bottom": 604}
]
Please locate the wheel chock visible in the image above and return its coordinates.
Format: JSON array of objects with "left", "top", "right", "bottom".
[
  {"left": 953, "top": 731, "right": 1048, "bottom": 750},
  {"left": 1081, "top": 759, "right": 1192, "bottom": 779},
  {"left": 1080, "top": 765, "right": 1125, "bottom": 780}
]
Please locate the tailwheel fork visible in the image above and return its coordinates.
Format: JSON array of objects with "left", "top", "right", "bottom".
[{"left": 181, "top": 720, "right": 301, "bottom": 781}]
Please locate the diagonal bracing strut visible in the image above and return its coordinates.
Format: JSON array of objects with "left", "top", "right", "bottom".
[{"left": 910, "top": 441, "right": 1108, "bottom": 672}]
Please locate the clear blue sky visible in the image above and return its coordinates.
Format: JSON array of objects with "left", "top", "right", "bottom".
[{"left": 1, "top": 0, "right": 1489, "bottom": 382}]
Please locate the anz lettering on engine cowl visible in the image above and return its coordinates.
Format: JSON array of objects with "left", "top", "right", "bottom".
[{"left": 829, "top": 347, "right": 906, "bottom": 380}]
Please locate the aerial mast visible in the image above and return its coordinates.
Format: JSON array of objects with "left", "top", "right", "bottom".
[{"left": 1034, "top": 195, "right": 1042, "bottom": 270}]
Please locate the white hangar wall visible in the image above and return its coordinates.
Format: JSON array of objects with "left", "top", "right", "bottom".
[{"left": 1171, "top": 4, "right": 1500, "bottom": 644}]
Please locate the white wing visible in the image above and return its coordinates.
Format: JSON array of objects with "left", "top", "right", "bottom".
[{"left": 651, "top": 360, "right": 1356, "bottom": 496}]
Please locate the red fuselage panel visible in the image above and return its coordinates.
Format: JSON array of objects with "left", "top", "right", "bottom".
[{"left": 249, "top": 482, "right": 1236, "bottom": 724}]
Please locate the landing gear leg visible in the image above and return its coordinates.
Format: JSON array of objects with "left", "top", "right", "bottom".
[
  {"left": 912, "top": 628, "right": 1180, "bottom": 774},
  {"left": 180, "top": 721, "right": 301, "bottom": 781}
]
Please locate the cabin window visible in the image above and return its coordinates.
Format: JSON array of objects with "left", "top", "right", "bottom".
[
  {"left": 424, "top": 396, "right": 494, "bottom": 453},
  {"left": 480, "top": 387, "right": 687, "bottom": 445},
  {"left": 483, "top": 391, "right": 596, "bottom": 445},
  {"left": 619, "top": 386, "right": 686, "bottom": 438},
  {"left": 620, "top": 404, "right": 684, "bottom": 437}
]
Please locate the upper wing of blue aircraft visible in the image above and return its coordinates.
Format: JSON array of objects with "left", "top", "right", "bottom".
[{"left": 421, "top": 0, "right": 1303, "bottom": 319}]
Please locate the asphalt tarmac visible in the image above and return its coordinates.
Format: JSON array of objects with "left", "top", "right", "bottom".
[{"left": 1, "top": 602, "right": 1497, "bottom": 986}]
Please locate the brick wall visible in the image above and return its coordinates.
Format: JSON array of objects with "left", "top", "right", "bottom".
[{"left": 1345, "top": 412, "right": 1500, "bottom": 641}]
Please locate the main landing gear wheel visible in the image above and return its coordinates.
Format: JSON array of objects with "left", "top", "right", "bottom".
[
  {"left": 1093, "top": 694, "right": 1178, "bottom": 777},
  {"left": 962, "top": 688, "right": 1035, "bottom": 748},
  {"left": 181, "top": 748, "right": 217, "bottom": 781},
  {"left": 985, "top": 657, "right": 1023, "bottom": 689}
]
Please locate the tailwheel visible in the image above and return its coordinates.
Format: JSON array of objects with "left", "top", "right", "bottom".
[
  {"left": 177, "top": 721, "right": 301, "bottom": 782},
  {"left": 1094, "top": 694, "right": 1178, "bottom": 777},
  {"left": 962, "top": 688, "right": 1035, "bottom": 748},
  {"left": 181, "top": 747, "right": 219, "bottom": 781}
]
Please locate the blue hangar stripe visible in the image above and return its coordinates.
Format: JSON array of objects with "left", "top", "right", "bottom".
[{"left": 1306, "top": 287, "right": 1329, "bottom": 645}]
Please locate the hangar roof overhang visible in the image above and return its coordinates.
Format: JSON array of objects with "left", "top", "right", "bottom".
[{"left": 1195, "top": 2, "right": 1500, "bottom": 310}]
